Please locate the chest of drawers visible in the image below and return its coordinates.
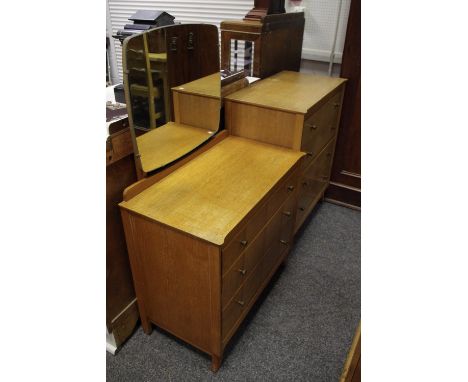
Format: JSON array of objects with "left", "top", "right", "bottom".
[
  {"left": 224, "top": 71, "right": 346, "bottom": 232},
  {"left": 120, "top": 136, "right": 303, "bottom": 371}
]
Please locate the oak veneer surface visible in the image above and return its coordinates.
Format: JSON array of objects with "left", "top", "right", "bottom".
[
  {"left": 225, "top": 71, "right": 346, "bottom": 113},
  {"left": 136, "top": 122, "right": 214, "bottom": 173},
  {"left": 120, "top": 136, "right": 303, "bottom": 245},
  {"left": 173, "top": 73, "right": 220, "bottom": 99}
]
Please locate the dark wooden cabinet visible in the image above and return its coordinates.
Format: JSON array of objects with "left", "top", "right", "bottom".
[{"left": 326, "top": 0, "right": 361, "bottom": 209}]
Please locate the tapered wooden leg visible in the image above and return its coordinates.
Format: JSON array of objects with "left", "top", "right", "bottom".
[
  {"left": 211, "top": 355, "right": 222, "bottom": 372},
  {"left": 141, "top": 317, "right": 153, "bottom": 335}
]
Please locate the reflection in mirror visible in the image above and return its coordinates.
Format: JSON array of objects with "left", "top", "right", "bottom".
[{"left": 123, "top": 24, "right": 220, "bottom": 176}]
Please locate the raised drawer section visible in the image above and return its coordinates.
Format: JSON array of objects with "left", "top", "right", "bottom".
[
  {"left": 222, "top": 166, "right": 299, "bottom": 275},
  {"left": 301, "top": 89, "right": 342, "bottom": 160},
  {"left": 295, "top": 138, "right": 336, "bottom": 230}
]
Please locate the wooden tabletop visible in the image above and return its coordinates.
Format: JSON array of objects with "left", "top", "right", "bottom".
[
  {"left": 172, "top": 73, "right": 220, "bottom": 99},
  {"left": 137, "top": 122, "right": 214, "bottom": 173},
  {"left": 121, "top": 136, "right": 304, "bottom": 245},
  {"left": 225, "top": 71, "right": 347, "bottom": 113}
]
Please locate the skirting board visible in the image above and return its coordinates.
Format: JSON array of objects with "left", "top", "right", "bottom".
[{"left": 325, "top": 181, "right": 361, "bottom": 209}]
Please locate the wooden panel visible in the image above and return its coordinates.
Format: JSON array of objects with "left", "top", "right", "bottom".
[
  {"left": 121, "top": 212, "right": 221, "bottom": 355},
  {"left": 226, "top": 101, "right": 301, "bottom": 149},
  {"left": 121, "top": 136, "right": 303, "bottom": 246},
  {"left": 173, "top": 92, "right": 220, "bottom": 131},
  {"left": 327, "top": 0, "right": 361, "bottom": 207},
  {"left": 225, "top": 71, "right": 346, "bottom": 114},
  {"left": 106, "top": 152, "right": 138, "bottom": 331}
]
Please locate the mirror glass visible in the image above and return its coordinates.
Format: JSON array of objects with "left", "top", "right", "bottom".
[{"left": 123, "top": 24, "right": 220, "bottom": 174}]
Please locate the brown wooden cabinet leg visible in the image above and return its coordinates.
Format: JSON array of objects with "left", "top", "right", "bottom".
[
  {"left": 141, "top": 317, "right": 153, "bottom": 335},
  {"left": 211, "top": 354, "right": 222, "bottom": 372}
]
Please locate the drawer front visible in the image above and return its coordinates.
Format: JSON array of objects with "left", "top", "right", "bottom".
[
  {"left": 222, "top": 229, "right": 265, "bottom": 309},
  {"left": 222, "top": 166, "right": 299, "bottom": 275},
  {"left": 263, "top": 194, "right": 296, "bottom": 278},
  {"left": 222, "top": 287, "right": 245, "bottom": 340},
  {"left": 296, "top": 138, "right": 336, "bottom": 228},
  {"left": 222, "top": 254, "right": 245, "bottom": 308},
  {"left": 301, "top": 90, "right": 342, "bottom": 159}
]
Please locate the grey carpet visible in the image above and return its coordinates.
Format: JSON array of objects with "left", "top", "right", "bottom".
[{"left": 107, "top": 202, "right": 361, "bottom": 381}]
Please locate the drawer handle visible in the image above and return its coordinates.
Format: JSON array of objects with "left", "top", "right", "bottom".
[
  {"left": 299, "top": 207, "right": 305, "bottom": 211},
  {"left": 236, "top": 300, "right": 245, "bottom": 306},
  {"left": 283, "top": 211, "right": 291, "bottom": 217},
  {"left": 302, "top": 181, "right": 308, "bottom": 187},
  {"left": 280, "top": 240, "right": 289, "bottom": 245},
  {"left": 309, "top": 124, "right": 318, "bottom": 130},
  {"left": 306, "top": 152, "right": 313, "bottom": 157},
  {"left": 333, "top": 103, "right": 340, "bottom": 108},
  {"left": 237, "top": 268, "right": 247, "bottom": 276},
  {"left": 287, "top": 185, "right": 295, "bottom": 191},
  {"left": 240, "top": 240, "right": 248, "bottom": 246}
]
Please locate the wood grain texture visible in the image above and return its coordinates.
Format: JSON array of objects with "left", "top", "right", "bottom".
[
  {"left": 120, "top": 211, "right": 221, "bottom": 355},
  {"left": 225, "top": 101, "right": 300, "bottom": 149},
  {"left": 172, "top": 92, "right": 220, "bottom": 131},
  {"left": 123, "top": 131, "right": 229, "bottom": 202},
  {"left": 136, "top": 122, "right": 214, "bottom": 173},
  {"left": 225, "top": 71, "right": 346, "bottom": 113},
  {"left": 120, "top": 136, "right": 303, "bottom": 245}
]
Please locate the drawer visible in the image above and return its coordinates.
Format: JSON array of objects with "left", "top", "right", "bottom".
[
  {"left": 222, "top": 229, "right": 265, "bottom": 308},
  {"left": 243, "top": 258, "right": 264, "bottom": 308},
  {"left": 266, "top": 166, "right": 299, "bottom": 218},
  {"left": 301, "top": 90, "right": 342, "bottom": 159},
  {"left": 263, "top": 194, "right": 296, "bottom": 278},
  {"left": 222, "top": 254, "right": 246, "bottom": 308},
  {"left": 222, "top": 286, "right": 245, "bottom": 340},
  {"left": 303, "top": 138, "right": 335, "bottom": 180},
  {"left": 222, "top": 166, "right": 298, "bottom": 276}
]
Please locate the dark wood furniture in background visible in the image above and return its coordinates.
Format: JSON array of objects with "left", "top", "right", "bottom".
[
  {"left": 244, "top": 0, "right": 285, "bottom": 20},
  {"left": 325, "top": 0, "right": 361, "bottom": 209},
  {"left": 106, "top": 126, "right": 139, "bottom": 351},
  {"left": 220, "top": 12, "right": 304, "bottom": 79}
]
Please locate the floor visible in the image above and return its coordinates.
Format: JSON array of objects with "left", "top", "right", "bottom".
[{"left": 107, "top": 202, "right": 361, "bottom": 381}]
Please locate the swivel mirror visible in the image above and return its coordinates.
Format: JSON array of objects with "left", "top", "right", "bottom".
[{"left": 123, "top": 24, "right": 220, "bottom": 177}]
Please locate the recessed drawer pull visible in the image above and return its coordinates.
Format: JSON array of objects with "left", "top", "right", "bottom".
[
  {"left": 240, "top": 240, "right": 248, "bottom": 246},
  {"left": 287, "top": 185, "right": 295, "bottom": 191},
  {"left": 237, "top": 268, "right": 247, "bottom": 276},
  {"left": 236, "top": 300, "right": 245, "bottom": 306},
  {"left": 283, "top": 211, "right": 291, "bottom": 217},
  {"left": 299, "top": 207, "right": 305, "bottom": 211},
  {"left": 280, "top": 240, "right": 288, "bottom": 245}
]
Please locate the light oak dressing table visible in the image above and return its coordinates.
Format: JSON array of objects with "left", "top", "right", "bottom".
[{"left": 120, "top": 29, "right": 346, "bottom": 370}]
